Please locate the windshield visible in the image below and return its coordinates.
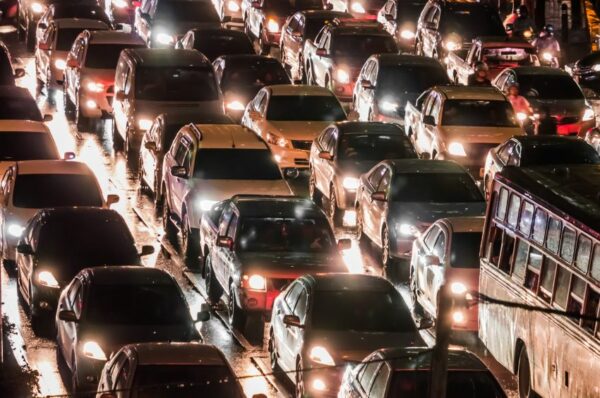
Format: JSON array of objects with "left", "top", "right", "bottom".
[
  {"left": 450, "top": 232, "right": 482, "bottom": 268},
  {"left": 13, "top": 174, "right": 103, "bottom": 208},
  {"left": 221, "top": 61, "right": 289, "bottom": 91},
  {"left": 262, "top": 0, "right": 322, "bottom": 14},
  {"left": 54, "top": 5, "right": 109, "bottom": 23},
  {"left": 521, "top": 141, "right": 600, "bottom": 165},
  {"left": 131, "top": 365, "right": 242, "bottom": 398},
  {"left": 0, "top": 98, "right": 43, "bottom": 121},
  {"left": 482, "top": 47, "right": 535, "bottom": 67},
  {"left": 57, "top": 28, "right": 91, "bottom": 51},
  {"left": 338, "top": 133, "right": 417, "bottom": 161},
  {"left": 389, "top": 370, "right": 505, "bottom": 398},
  {"left": 85, "top": 43, "right": 144, "bottom": 69},
  {"left": 86, "top": 283, "right": 190, "bottom": 324},
  {"left": 236, "top": 217, "right": 335, "bottom": 253},
  {"left": 440, "top": 8, "right": 505, "bottom": 37},
  {"left": 136, "top": 67, "right": 219, "bottom": 101},
  {"left": 396, "top": 2, "right": 426, "bottom": 21},
  {"left": 377, "top": 65, "right": 449, "bottom": 95},
  {"left": 194, "top": 34, "right": 254, "bottom": 60},
  {"left": 332, "top": 34, "right": 398, "bottom": 58},
  {"left": 577, "top": 51, "right": 600, "bottom": 67},
  {"left": 442, "top": 100, "right": 518, "bottom": 127},
  {"left": 306, "top": 16, "right": 346, "bottom": 40},
  {"left": 155, "top": 1, "right": 219, "bottom": 22},
  {"left": 518, "top": 74, "right": 584, "bottom": 100},
  {"left": 391, "top": 173, "right": 483, "bottom": 202},
  {"left": 267, "top": 95, "right": 345, "bottom": 121},
  {"left": 312, "top": 289, "right": 416, "bottom": 332},
  {"left": 193, "top": 149, "right": 282, "bottom": 179},
  {"left": 0, "top": 133, "right": 58, "bottom": 160}
]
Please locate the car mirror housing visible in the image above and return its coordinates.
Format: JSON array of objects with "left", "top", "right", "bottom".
[
  {"left": 371, "top": 191, "right": 386, "bottom": 201},
  {"left": 139, "top": 245, "right": 155, "bottom": 256},
  {"left": 43, "top": 114, "right": 53, "bottom": 122},
  {"left": 385, "top": 13, "right": 393, "bottom": 21},
  {"left": 170, "top": 166, "right": 188, "bottom": 178},
  {"left": 58, "top": 310, "right": 78, "bottom": 322},
  {"left": 14, "top": 68, "right": 25, "bottom": 78},
  {"left": 106, "top": 194, "right": 120, "bottom": 207},
  {"left": 416, "top": 317, "right": 434, "bottom": 330},
  {"left": 67, "top": 58, "right": 79, "bottom": 68},
  {"left": 318, "top": 151, "right": 333, "bottom": 160},
  {"left": 283, "top": 314, "right": 303, "bottom": 328},
  {"left": 196, "top": 303, "right": 211, "bottom": 322},
  {"left": 63, "top": 151, "right": 76, "bottom": 160},
  {"left": 216, "top": 235, "right": 233, "bottom": 249},
  {"left": 424, "top": 254, "right": 441, "bottom": 266},
  {"left": 337, "top": 238, "right": 351, "bottom": 251},
  {"left": 16, "top": 244, "right": 34, "bottom": 255}
]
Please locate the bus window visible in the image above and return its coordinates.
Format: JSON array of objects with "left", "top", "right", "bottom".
[
  {"left": 486, "top": 223, "right": 502, "bottom": 266},
  {"left": 496, "top": 188, "right": 508, "bottom": 221},
  {"left": 554, "top": 267, "right": 571, "bottom": 309},
  {"left": 512, "top": 239, "right": 528, "bottom": 281},
  {"left": 567, "top": 276, "right": 585, "bottom": 323},
  {"left": 582, "top": 288, "right": 599, "bottom": 334},
  {"left": 546, "top": 217, "right": 562, "bottom": 254},
  {"left": 591, "top": 244, "right": 600, "bottom": 282},
  {"left": 507, "top": 194, "right": 521, "bottom": 229},
  {"left": 532, "top": 209, "right": 547, "bottom": 244},
  {"left": 539, "top": 258, "right": 557, "bottom": 303},
  {"left": 519, "top": 201, "right": 534, "bottom": 236},
  {"left": 525, "top": 247, "right": 543, "bottom": 292},
  {"left": 499, "top": 233, "right": 515, "bottom": 274},
  {"left": 560, "top": 228, "right": 576, "bottom": 264},
  {"left": 575, "top": 236, "right": 592, "bottom": 274}
]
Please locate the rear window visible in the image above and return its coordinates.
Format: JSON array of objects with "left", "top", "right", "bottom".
[
  {"left": 193, "top": 149, "right": 282, "bottom": 180},
  {"left": 155, "top": 1, "right": 219, "bottom": 22},
  {"left": 221, "top": 60, "right": 289, "bottom": 91},
  {"left": 194, "top": 34, "right": 254, "bottom": 60},
  {"left": 391, "top": 173, "right": 483, "bottom": 203},
  {"left": 440, "top": 7, "right": 505, "bottom": 37},
  {"left": 388, "top": 370, "right": 505, "bottom": 397},
  {"left": 450, "top": 232, "right": 482, "bottom": 268},
  {"left": 85, "top": 43, "right": 145, "bottom": 69},
  {"left": 442, "top": 100, "right": 518, "bottom": 127},
  {"left": 0, "top": 133, "right": 58, "bottom": 160},
  {"left": 332, "top": 34, "right": 398, "bottom": 58},
  {"left": 136, "top": 67, "right": 220, "bottom": 102},
  {"left": 0, "top": 98, "right": 43, "bottom": 121},
  {"left": 53, "top": 5, "right": 110, "bottom": 23},
  {"left": 57, "top": 28, "right": 100, "bottom": 51},
  {"left": 267, "top": 95, "right": 346, "bottom": 121},
  {"left": 338, "top": 133, "right": 417, "bottom": 161},
  {"left": 13, "top": 174, "right": 103, "bottom": 208},
  {"left": 518, "top": 74, "right": 584, "bottom": 100}
]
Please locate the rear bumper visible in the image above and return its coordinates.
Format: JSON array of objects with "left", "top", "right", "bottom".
[{"left": 269, "top": 144, "right": 309, "bottom": 169}]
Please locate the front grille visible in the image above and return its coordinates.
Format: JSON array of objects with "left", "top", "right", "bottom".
[
  {"left": 270, "top": 278, "right": 293, "bottom": 290},
  {"left": 464, "top": 143, "right": 498, "bottom": 164},
  {"left": 292, "top": 140, "right": 312, "bottom": 151}
]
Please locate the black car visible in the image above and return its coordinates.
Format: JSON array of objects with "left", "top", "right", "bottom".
[
  {"left": 566, "top": 51, "right": 600, "bottom": 94},
  {"left": 377, "top": 0, "right": 426, "bottom": 52},
  {"left": 176, "top": 28, "right": 255, "bottom": 60},
  {"left": 55, "top": 266, "right": 207, "bottom": 392},
  {"left": 214, "top": 55, "right": 290, "bottom": 120},
  {"left": 36, "top": 3, "right": 113, "bottom": 42},
  {"left": 0, "top": 86, "right": 52, "bottom": 121},
  {"left": 0, "top": 41, "right": 25, "bottom": 85},
  {"left": 16, "top": 207, "right": 154, "bottom": 331}
]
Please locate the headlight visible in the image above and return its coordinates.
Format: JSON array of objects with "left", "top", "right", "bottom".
[
  {"left": 380, "top": 100, "right": 398, "bottom": 112},
  {"left": 267, "top": 19, "right": 279, "bottom": 33},
  {"left": 31, "top": 2, "right": 44, "bottom": 13},
  {"left": 452, "top": 310, "right": 465, "bottom": 324},
  {"left": 266, "top": 132, "right": 290, "bottom": 148},
  {"left": 447, "top": 142, "right": 466, "bottom": 157},
  {"left": 86, "top": 81, "right": 105, "bottom": 93},
  {"left": 516, "top": 112, "right": 528, "bottom": 122},
  {"left": 37, "top": 270, "right": 60, "bottom": 288},
  {"left": 138, "top": 119, "right": 152, "bottom": 130},
  {"left": 350, "top": 2, "right": 365, "bottom": 13},
  {"left": 583, "top": 107, "right": 595, "bottom": 121},
  {"left": 542, "top": 52, "right": 553, "bottom": 62},
  {"left": 82, "top": 341, "right": 107, "bottom": 361},
  {"left": 593, "top": 64, "right": 600, "bottom": 72},
  {"left": 8, "top": 223, "right": 24, "bottom": 238},
  {"left": 198, "top": 199, "right": 217, "bottom": 211},
  {"left": 444, "top": 39, "right": 461, "bottom": 51},
  {"left": 227, "top": 0, "right": 240, "bottom": 12},
  {"left": 450, "top": 281, "right": 467, "bottom": 295},
  {"left": 309, "top": 346, "right": 335, "bottom": 366},
  {"left": 156, "top": 32, "right": 175, "bottom": 45},
  {"left": 54, "top": 59, "right": 66, "bottom": 70},
  {"left": 244, "top": 274, "right": 266, "bottom": 290},
  {"left": 112, "top": 0, "right": 128, "bottom": 8},
  {"left": 226, "top": 100, "right": 245, "bottom": 111},
  {"left": 342, "top": 177, "right": 359, "bottom": 190},
  {"left": 523, "top": 29, "right": 532, "bottom": 39},
  {"left": 400, "top": 29, "right": 415, "bottom": 40},
  {"left": 335, "top": 68, "right": 350, "bottom": 84},
  {"left": 397, "top": 223, "right": 418, "bottom": 236}
]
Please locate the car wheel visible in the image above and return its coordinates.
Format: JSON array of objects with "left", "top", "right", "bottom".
[
  {"left": 518, "top": 347, "right": 534, "bottom": 398},
  {"left": 154, "top": 179, "right": 164, "bottom": 212},
  {"left": 182, "top": 214, "right": 199, "bottom": 268},
  {"left": 329, "top": 185, "right": 342, "bottom": 227},
  {"left": 268, "top": 328, "right": 281, "bottom": 372},
  {"left": 308, "top": 170, "right": 321, "bottom": 204},
  {"left": 63, "top": 86, "right": 76, "bottom": 121},
  {"left": 205, "top": 256, "right": 223, "bottom": 304},
  {"left": 161, "top": 194, "right": 177, "bottom": 240},
  {"left": 410, "top": 270, "right": 425, "bottom": 317},
  {"left": 76, "top": 99, "right": 91, "bottom": 132},
  {"left": 228, "top": 284, "right": 246, "bottom": 330},
  {"left": 138, "top": 157, "right": 148, "bottom": 192},
  {"left": 26, "top": 22, "right": 36, "bottom": 52},
  {"left": 295, "top": 357, "right": 305, "bottom": 398}
]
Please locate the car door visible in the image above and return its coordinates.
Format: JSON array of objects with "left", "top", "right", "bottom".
[
  {"left": 421, "top": 5, "right": 440, "bottom": 57},
  {"left": 114, "top": 356, "right": 133, "bottom": 398},
  {"left": 313, "top": 32, "right": 330, "bottom": 86},
  {"left": 171, "top": 136, "right": 193, "bottom": 216},
  {"left": 370, "top": 168, "right": 391, "bottom": 247},
  {"left": 355, "top": 59, "right": 373, "bottom": 119},
  {"left": 364, "top": 61, "right": 378, "bottom": 120},
  {"left": 0, "top": 168, "right": 13, "bottom": 253},
  {"left": 63, "top": 278, "right": 84, "bottom": 368},
  {"left": 37, "top": 24, "right": 54, "bottom": 78},
  {"left": 221, "top": 211, "right": 239, "bottom": 289},
  {"left": 105, "top": 352, "right": 128, "bottom": 394},
  {"left": 418, "top": 93, "right": 441, "bottom": 155},
  {"left": 427, "top": 227, "right": 447, "bottom": 306},
  {"left": 66, "top": 38, "right": 85, "bottom": 101},
  {"left": 274, "top": 282, "right": 303, "bottom": 371},
  {"left": 288, "top": 285, "right": 308, "bottom": 369},
  {"left": 282, "top": 14, "right": 300, "bottom": 67},
  {"left": 113, "top": 61, "right": 132, "bottom": 139},
  {"left": 415, "top": 225, "right": 440, "bottom": 298},
  {"left": 318, "top": 127, "right": 337, "bottom": 196},
  {"left": 213, "top": 205, "right": 233, "bottom": 287},
  {"left": 360, "top": 165, "right": 385, "bottom": 240},
  {"left": 369, "top": 361, "right": 392, "bottom": 398},
  {"left": 141, "top": 120, "right": 160, "bottom": 190},
  {"left": 57, "top": 278, "right": 81, "bottom": 364},
  {"left": 135, "top": 0, "right": 153, "bottom": 42}
]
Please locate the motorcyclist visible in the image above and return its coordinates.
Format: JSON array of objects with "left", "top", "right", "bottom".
[
  {"left": 513, "top": 5, "right": 535, "bottom": 38},
  {"left": 532, "top": 24, "right": 561, "bottom": 65},
  {"left": 506, "top": 82, "right": 534, "bottom": 133},
  {"left": 468, "top": 62, "right": 491, "bottom": 86}
]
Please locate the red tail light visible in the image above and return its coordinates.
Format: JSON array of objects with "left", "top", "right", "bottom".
[{"left": 132, "top": 1, "right": 141, "bottom": 7}]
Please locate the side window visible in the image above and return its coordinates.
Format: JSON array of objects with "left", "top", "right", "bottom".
[
  {"left": 370, "top": 363, "right": 391, "bottom": 397},
  {"left": 293, "top": 288, "right": 308, "bottom": 322},
  {"left": 532, "top": 209, "right": 547, "bottom": 244},
  {"left": 582, "top": 288, "right": 599, "bottom": 333},
  {"left": 389, "top": 2, "right": 397, "bottom": 18},
  {"left": 591, "top": 244, "right": 600, "bottom": 281},
  {"left": 358, "top": 362, "right": 381, "bottom": 393},
  {"left": 539, "top": 257, "right": 557, "bottom": 302},
  {"left": 376, "top": 169, "right": 391, "bottom": 194},
  {"left": 507, "top": 194, "right": 521, "bottom": 229},
  {"left": 115, "top": 358, "right": 132, "bottom": 391},
  {"left": 432, "top": 232, "right": 446, "bottom": 260},
  {"left": 524, "top": 247, "right": 543, "bottom": 292},
  {"left": 519, "top": 201, "right": 534, "bottom": 235},
  {"left": 72, "top": 284, "right": 84, "bottom": 318},
  {"left": 314, "top": 28, "right": 325, "bottom": 45},
  {"left": 324, "top": 129, "right": 337, "bottom": 153},
  {"left": 257, "top": 93, "right": 268, "bottom": 114},
  {"left": 323, "top": 35, "right": 332, "bottom": 51},
  {"left": 424, "top": 226, "right": 440, "bottom": 249},
  {"left": 567, "top": 276, "right": 585, "bottom": 323},
  {"left": 123, "top": 65, "right": 132, "bottom": 95},
  {"left": 560, "top": 227, "right": 576, "bottom": 263},
  {"left": 496, "top": 142, "right": 513, "bottom": 164},
  {"left": 367, "top": 166, "right": 385, "bottom": 188},
  {"left": 499, "top": 232, "right": 516, "bottom": 274},
  {"left": 495, "top": 72, "right": 508, "bottom": 89},
  {"left": 297, "top": 15, "right": 306, "bottom": 34},
  {"left": 553, "top": 266, "right": 571, "bottom": 308},
  {"left": 487, "top": 225, "right": 506, "bottom": 266},
  {"left": 512, "top": 239, "right": 528, "bottom": 280},
  {"left": 495, "top": 188, "right": 509, "bottom": 221},
  {"left": 318, "top": 128, "right": 334, "bottom": 151},
  {"left": 67, "top": 278, "right": 82, "bottom": 306},
  {"left": 415, "top": 90, "right": 430, "bottom": 110},
  {"left": 174, "top": 138, "right": 190, "bottom": 165},
  {"left": 109, "top": 353, "right": 127, "bottom": 385},
  {"left": 545, "top": 217, "right": 562, "bottom": 254},
  {"left": 575, "top": 236, "right": 592, "bottom": 273},
  {"left": 370, "top": 63, "right": 379, "bottom": 83},
  {"left": 287, "top": 16, "right": 299, "bottom": 32},
  {"left": 226, "top": 213, "right": 238, "bottom": 239},
  {"left": 218, "top": 206, "right": 234, "bottom": 236},
  {"left": 284, "top": 283, "right": 303, "bottom": 311},
  {"left": 506, "top": 144, "right": 520, "bottom": 166},
  {"left": 429, "top": 96, "right": 441, "bottom": 124}
]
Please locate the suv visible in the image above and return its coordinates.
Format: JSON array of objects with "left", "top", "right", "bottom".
[
  {"left": 415, "top": 0, "right": 504, "bottom": 59},
  {"left": 377, "top": 0, "right": 426, "bottom": 52},
  {"left": 161, "top": 124, "right": 292, "bottom": 265},
  {"left": 112, "top": 48, "right": 223, "bottom": 154}
]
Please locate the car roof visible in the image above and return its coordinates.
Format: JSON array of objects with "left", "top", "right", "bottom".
[
  {"left": 0, "top": 86, "right": 35, "bottom": 99},
  {"left": 87, "top": 31, "right": 146, "bottom": 46},
  {"left": 124, "top": 49, "right": 211, "bottom": 67},
  {"left": 188, "top": 124, "right": 268, "bottom": 149},
  {"left": 231, "top": 195, "right": 325, "bottom": 218},
  {"left": 511, "top": 66, "right": 570, "bottom": 76},
  {"left": 434, "top": 85, "right": 505, "bottom": 100},
  {"left": 386, "top": 159, "right": 468, "bottom": 174},
  {"left": 438, "top": 216, "right": 484, "bottom": 233},
  {"left": 476, "top": 36, "right": 533, "bottom": 47},
  {"left": 300, "top": 10, "right": 352, "bottom": 19},
  {"left": 129, "top": 343, "right": 228, "bottom": 366},
  {"left": 302, "top": 273, "right": 394, "bottom": 292},
  {"left": 15, "top": 160, "right": 93, "bottom": 175},
  {"left": 84, "top": 266, "right": 174, "bottom": 285},
  {"left": 159, "top": 111, "right": 232, "bottom": 126},
  {"left": 375, "top": 347, "right": 490, "bottom": 371},
  {"left": 334, "top": 121, "right": 405, "bottom": 135},
  {"left": 52, "top": 18, "right": 110, "bottom": 29},
  {"left": 0, "top": 120, "right": 50, "bottom": 133},
  {"left": 375, "top": 54, "right": 443, "bottom": 67},
  {"left": 268, "top": 84, "right": 334, "bottom": 96}
]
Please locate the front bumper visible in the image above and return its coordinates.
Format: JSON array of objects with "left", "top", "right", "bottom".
[
  {"left": 76, "top": 354, "right": 106, "bottom": 391},
  {"left": 269, "top": 144, "right": 309, "bottom": 170},
  {"left": 30, "top": 283, "right": 60, "bottom": 317},
  {"left": 79, "top": 90, "right": 114, "bottom": 118},
  {"left": 236, "top": 286, "right": 280, "bottom": 313},
  {"left": 302, "top": 363, "right": 344, "bottom": 397}
]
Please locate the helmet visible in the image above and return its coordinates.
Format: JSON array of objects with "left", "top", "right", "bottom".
[
  {"left": 475, "top": 61, "right": 489, "bottom": 72},
  {"left": 517, "top": 5, "right": 528, "bottom": 17},
  {"left": 543, "top": 24, "right": 554, "bottom": 34}
]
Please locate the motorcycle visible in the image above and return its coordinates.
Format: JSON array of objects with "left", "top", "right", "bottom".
[{"left": 539, "top": 50, "right": 560, "bottom": 68}]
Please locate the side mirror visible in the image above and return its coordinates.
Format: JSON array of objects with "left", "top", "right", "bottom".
[
  {"left": 216, "top": 235, "right": 233, "bottom": 249},
  {"left": 196, "top": 303, "right": 211, "bottom": 322},
  {"left": 38, "top": 42, "right": 50, "bottom": 50},
  {"left": 337, "top": 238, "right": 351, "bottom": 251},
  {"left": 318, "top": 151, "right": 333, "bottom": 160},
  {"left": 424, "top": 254, "right": 440, "bottom": 266},
  {"left": 251, "top": 0, "right": 261, "bottom": 8},
  {"left": 316, "top": 48, "right": 327, "bottom": 57},
  {"left": 43, "top": 114, "right": 53, "bottom": 122},
  {"left": 16, "top": 244, "right": 34, "bottom": 255},
  {"left": 106, "top": 194, "right": 120, "bottom": 206},
  {"left": 144, "top": 141, "right": 157, "bottom": 152},
  {"left": 222, "top": 15, "right": 232, "bottom": 23},
  {"left": 66, "top": 58, "right": 79, "bottom": 68},
  {"left": 38, "top": 22, "right": 47, "bottom": 29},
  {"left": 14, "top": 68, "right": 25, "bottom": 78},
  {"left": 58, "top": 310, "right": 78, "bottom": 322},
  {"left": 170, "top": 166, "right": 188, "bottom": 178},
  {"left": 385, "top": 13, "right": 394, "bottom": 21},
  {"left": 416, "top": 317, "right": 434, "bottom": 330},
  {"left": 371, "top": 191, "right": 386, "bottom": 201},
  {"left": 139, "top": 245, "right": 155, "bottom": 256},
  {"left": 360, "top": 79, "right": 373, "bottom": 89},
  {"left": 283, "top": 314, "right": 303, "bottom": 328},
  {"left": 63, "top": 151, "right": 76, "bottom": 160},
  {"left": 324, "top": 3, "right": 333, "bottom": 10},
  {"left": 422, "top": 115, "right": 435, "bottom": 125},
  {"left": 115, "top": 90, "right": 127, "bottom": 101}
]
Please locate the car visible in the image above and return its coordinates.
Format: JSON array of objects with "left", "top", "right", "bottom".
[
  {"left": 0, "top": 86, "right": 52, "bottom": 122},
  {"left": 138, "top": 110, "right": 233, "bottom": 200},
  {"left": 36, "top": 3, "right": 112, "bottom": 45},
  {"left": 404, "top": 85, "right": 524, "bottom": 179},
  {"left": 63, "top": 31, "right": 146, "bottom": 132},
  {"left": 415, "top": 0, "right": 505, "bottom": 59},
  {"left": 304, "top": 18, "right": 397, "bottom": 101},
  {"left": 280, "top": 10, "right": 352, "bottom": 83},
  {"left": 309, "top": 121, "right": 418, "bottom": 227},
  {"left": 202, "top": 195, "right": 348, "bottom": 335},
  {"left": 483, "top": 135, "right": 600, "bottom": 196},
  {"left": 134, "top": 0, "right": 221, "bottom": 48},
  {"left": 96, "top": 343, "right": 246, "bottom": 397},
  {"left": 493, "top": 66, "right": 595, "bottom": 136},
  {"left": 16, "top": 208, "right": 154, "bottom": 332},
  {"left": 352, "top": 54, "right": 449, "bottom": 123},
  {"left": 376, "top": 0, "right": 426, "bottom": 52},
  {"left": 176, "top": 28, "right": 254, "bottom": 61},
  {"left": 338, "top": 346, "right": 506, "bottom": 397},
  {"left": 111, "top": 48, "right": 223, "bottom": 154},
  {"left": 214, "top": 55, "right": 290, "bottom": 121},
  {"left": 0, "top": 41, "right": 25, "bottom": 85},
  {"left": 104, "top": 0, "right": 137, "bottom": 26},
  {"left": 2, "top": 160, "right": 119, "bottom": 268},
  {"left": 355, "top": 159, "right": 485, "bottom": 273},
  {"left": 213, "top": 0, "right": 243, "bottom": 26},
  {"left": 565, "top": 50, "right": 600, "bottom": 93},
  {"left": 268, "top": 273, "right": 427, "bottom": 397},
  {"left": 34, "top": 18, "right": 110, "bottom": 94},
  {"left": 241, "top": 85, "right": 346, "bottom": 176},
  {"left": 410, "top": 216, "right": 484, "bottom": 332},
  {"left": 161, "top": 124, "right": 292, "bottom": 265},
  {"left": 56, "top": 266, "right": 206, "bottom": 392},
  {"left": 326, "top": 0, "right": 385, "bottom": 19},
  {"left": 243, "top": 0, "right": 324, "bottom": 55}
]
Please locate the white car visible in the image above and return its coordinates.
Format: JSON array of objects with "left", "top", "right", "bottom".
[
  {"left": 241, "top": 84, "right": 346, "bottom": 176},
  {"left": 161, "top": 123, "right": 292, "bottom": 266},
  {"left": 0, "top": 160, "right": 118, "bottom": 266}
]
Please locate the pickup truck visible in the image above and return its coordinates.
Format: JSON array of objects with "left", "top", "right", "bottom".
[{"left": 445, "top": 36, "right": 538, "bottom": 85}]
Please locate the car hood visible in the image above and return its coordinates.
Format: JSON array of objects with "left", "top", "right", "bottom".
[
  {"left": 388, "top": 202, "right": 486, "bottom": 227},
  {"left": 190, "top": 179, "right": 292, "bottom": 201},
  {"left": 237, "top": 252, "right": 346, "bottom": 276},
  {"left": 266, "top": 121, "right": 331, "bottom": 140},
  {"left": 439, "top": 125, "right": 524, "bottom": 143},
  {"left": 134, "top": 99, "right": 224, "bottom": 120},
  {"left": 526, "top": 98, "right": 586, "bottom": 115},
  {"left": 336, "top": 159, "right": 383, "bottom": 176},
  {"left": 307, "top": 330, "right": 425, "bottom": 363}
]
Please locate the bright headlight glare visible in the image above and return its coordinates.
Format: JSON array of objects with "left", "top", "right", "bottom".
[
  {"left": 226, "top": 100, "right": 245, "bottom": 111},
  {"left": 448, "top": 142, "right": 466, "bottom": 157},
  {"left": 583, "top": 107, "right": 595, "bottom": 121},
  {"left": 542, "top": 52, "right": 553, "bottom": 62},
  {"left": 138, "top": 119, "right": 152, "bottom": 130},
  {"left": 593, "top": 64, "right": 600, "bottom": 72},
  {"left": 523, "top": 30, "right": 532, "bottom": 39},
  {"left": 516, "top": 112, "right": 527, "bottom": 121},
  {"left": 82, "top": 341, "right": 107, "bottom": 361},
  {"left": 8, "top": 223, "right": 24, "bottom": 238},
  {"left": 37, "top": 270, "right": 60, "bottom": 288},
  {"left": 400, "top": 29, "right": 415, "bottom": 40},
  {"left": 342, "top": 177, "right": 359, "bottom": 190},
  {"left": 350, "top": 2, "right": 365, "bottom": 13},
  {"left": 245, "top": 274, "right": 266, "bottom": 290},
  {"left": 86, "top": 81, "right": 105, "bottom": 92},
  {"left": 54, "top": 59, "right": 66, "bottom": 70},
  {"left": 112, "top": 0, "right": 128, "bottom": 8},
  {"left": 452, "top": 310, "right": 465, "bottom": 324},
  {"left": 198, "top": 199, "right": 217, "bottom": 211},
  {"left": 450, "top": 281, "right": 467, "bottom": 295},
  {"left": 335, "top": 68, "right": 350, "bottom": 83},
  {"left": 156, "top": 32, "right": 175, "bottom": 45},
  {"left": 444, "top": 40, "right": 460, "bottom": 51},
  {"left": 31, "top": 2, "right": 44, "bottom": 13},
  {"left": 266, "top": 132, "right": 289, "bottom": 148},
  {"left": 398, "top": 223, "right": 417, "bottom": 236},
  {"left": 267, "top": 19, "right": 279, "bottom": 33},
  {"left": 227, "top": 0, "right": 240, "bottom": 12},
  {"left": 380, "top": 100, "right": 398, "bottom": 112},
  {"left": 309, "top": 346, "right": 335, "bottom": 366}
]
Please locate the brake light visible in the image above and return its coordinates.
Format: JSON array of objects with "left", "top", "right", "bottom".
[{"left": 132, "top": 1, "right": 141, "bottom": 7}]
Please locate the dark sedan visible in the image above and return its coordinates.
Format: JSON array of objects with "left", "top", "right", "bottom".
[
  {"left": 0, "top": 41, "right": 25, "bottom": 85},
  {"left": 0, "top": 86, "right": 52, "bottom": 121},
  {"left": 176, "top": 28, "right": 254, "bottom": 60}
]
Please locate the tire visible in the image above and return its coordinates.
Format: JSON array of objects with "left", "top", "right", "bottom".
[
  {"left": 518, "top": 347, "right": 534, "bottom": 398},
  {"left": 112, "top": 117, "right": 124, "bottom": 150},
  {"left": 138, "top": 157, "right": 148, "bottom": 192},
  {"left": 329, "top": 185, "right": 342, "bottom": 227},
  {"left": 295, "top": 358, "right": 305, "bottom": 398},
  {"left": 410, "top": 271, "right": 425, "bottom": 317},
  {"left": 29, "top": 292, "right": 43, "bottom": 335},
  {"left": 228, "top": 284, "right": 246, "bottom": 330},
  {"left": 268, "top": 328, "right": 282, "bottom": 373},
  {"left": 162, "top": 194, "right": 177, "bottom": 240},
  {"left": 154, "top": 180, "right": 164, "bottom": 211},
  {"left": 26, "top": 22, "right": 36, "bottom": 52},
  {"left": 63, "top": 86, "right": 76, "bottom": 121},
  {"left": 205, "top": 256, "right": 223, "bottom": 304},
  {"left": 76, "top": 100, "right": 91, "bottom": 132},
  {"left": 182, "top": 214, "right": 199, "bottom": 268},
  {"left": 308, "top": 170, "right": 321, "bottom": 204}
]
